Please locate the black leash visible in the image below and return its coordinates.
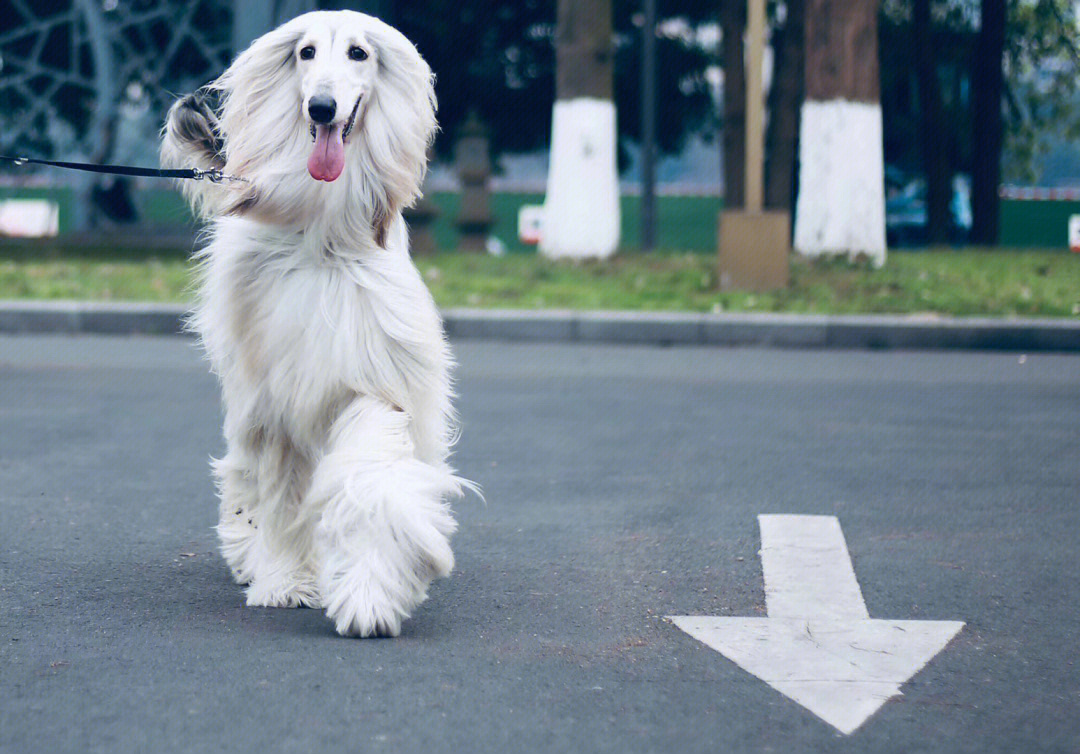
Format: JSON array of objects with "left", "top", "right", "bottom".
[{"left": 0, "top": 154, "right": 246, "bottom": 183}]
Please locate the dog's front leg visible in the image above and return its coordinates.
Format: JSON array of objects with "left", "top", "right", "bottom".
[
  {"left": 214, "top": 434, "right": 320, "bottom": 608},
  {"left": 212, "top": 448, "right": 261, "bottom": 586},
  {"left": 309, "top": 395, "right": 462, "bottom": 637}
]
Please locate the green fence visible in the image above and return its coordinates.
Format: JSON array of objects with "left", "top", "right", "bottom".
[
  {"left": 0, "top": 185, "right": 1074, "bottom": 251},
  {"left": 999, "top": 199, "right": 1080, "bottom": 248},
  {"left": 0, "top": 186, "right": 194, "bottom": 235},
  {"left": 426, "top": 192, "right": 722, "bottom": 253}
]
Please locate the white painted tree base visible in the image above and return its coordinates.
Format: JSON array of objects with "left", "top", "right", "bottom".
[
  {"left": 794, "top": 100, "right": 887, "bottom": 266},
  {"left": 540, "top": 98, "right": 621, "bottom": 259}
]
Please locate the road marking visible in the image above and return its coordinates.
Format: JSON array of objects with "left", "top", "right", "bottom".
[
  {"left": 759, "top": 514, "right": 869, "bottom": 621},
  {"left": 669, "top": 514, "right": 964, "bottom": 735}
]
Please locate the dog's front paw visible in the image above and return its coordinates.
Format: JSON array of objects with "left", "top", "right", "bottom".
[
  {"left": 320, "top": 561, "right": 427, "bottom": 638},
  {"left": 319, "top": 536, "right": 455, "bottom": 637},
  {"left": 326, "top": 594, "right": 406, "bottom": 638},
  {"left": 245, "top": 572, "right": 321, "bottom": 609},
  {"left": 217, "top": 510, "right": 259, "bottom": 585}
]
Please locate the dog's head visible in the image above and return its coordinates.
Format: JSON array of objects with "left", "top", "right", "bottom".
[
  {"left": 292, "top": 20, "right": 377, "bottom": 183},
  {"left": 211, "top": 11, "right": 437, "bottom": 245}
]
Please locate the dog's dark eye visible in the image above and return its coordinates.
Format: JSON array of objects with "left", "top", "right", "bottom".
[
  {"left": 299, "top": 46, "right": 315, "bottom": 60},
  {"left": 348, "top": 46, "right": 368, "bottom": 61}
]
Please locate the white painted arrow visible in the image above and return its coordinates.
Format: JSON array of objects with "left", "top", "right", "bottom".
[{"left": 669, "top": 515, "right": 964, "bottom": 735}]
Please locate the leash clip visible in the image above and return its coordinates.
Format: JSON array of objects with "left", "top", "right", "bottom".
[
  {"left": 192, "top": 167, "right": 223, "bottom": 183},
  {"left": 191, "top": 167, "right": 247, "bottom": 184}
]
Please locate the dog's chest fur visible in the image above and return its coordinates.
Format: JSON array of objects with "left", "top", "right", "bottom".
[{"left": 193, "top": 218, "right": 448, "bottom": 451}]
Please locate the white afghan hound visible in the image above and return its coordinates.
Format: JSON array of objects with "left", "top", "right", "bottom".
[{"left": 161, "top": 10, "right": 471, "bottom": 637}]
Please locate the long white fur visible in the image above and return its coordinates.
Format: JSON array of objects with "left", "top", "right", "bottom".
[{"left": 161, "top": 11, "right": 469, "bottom": 637}]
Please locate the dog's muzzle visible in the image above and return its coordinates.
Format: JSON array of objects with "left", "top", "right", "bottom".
[{"left": 306, "top": 95, "right": 362, "bottom": 183}]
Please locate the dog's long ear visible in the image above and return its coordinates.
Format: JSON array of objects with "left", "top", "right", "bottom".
[
  {"left": 358, "top": 23, "right": 438, "bottom": 247},
  {"left": 212, "top": 22, "right": 306, "bottom": 181}
]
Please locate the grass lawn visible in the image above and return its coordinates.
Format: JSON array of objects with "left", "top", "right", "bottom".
[{"left": 0, "top": 245, "right": 1076, "bottom": 318}]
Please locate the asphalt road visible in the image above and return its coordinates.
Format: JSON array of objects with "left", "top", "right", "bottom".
[{"left": 1, "top": 335, "right": 1077, "bottom": 753}]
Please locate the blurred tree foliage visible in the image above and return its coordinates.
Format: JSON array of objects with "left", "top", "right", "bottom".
[
  {"left": 880, "top": 0, "right": 1080, "bottom": 183},
  {"left": 1002, "top": 0, "right": 1080, "bottom": 183},
  {"left": 4, "top": 0, "right": 1077, "bottom": 207},
  {"left": 395, "top": 0, "right": 715, "bottom": 159},
  {"left": 880, "top": 1, "right": 974, "bottom": 173}
]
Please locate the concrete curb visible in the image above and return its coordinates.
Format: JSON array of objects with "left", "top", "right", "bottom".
[
  {"left": 1, "top": 300, "right": 1078, "bottom": 351},
  {"left": 0, "top": 300, "right": 188, "bottom": 336}
]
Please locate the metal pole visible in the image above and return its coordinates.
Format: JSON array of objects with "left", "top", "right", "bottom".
[
  {"left": 745, "top": 0, "right": 765, "bottom": 213},
  {"left": 641, "top": 0, "right": 657, "bottom": 250}
]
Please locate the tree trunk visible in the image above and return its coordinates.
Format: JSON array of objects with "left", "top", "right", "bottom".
[
  {"left": 914, "top": 0, "right": 951, "bottom": 244},
  {"left": 721, "top": 0, "right": 746, "bottom": 210},
  {"left": 765, "top": 0, "right": 804, "bottom": 213},
  {"left": 971, "top": 0, "right": 1005, "bottom": 246},
  {"left": 541, "top": 0, "right": 620, "bottom": 259},
  {"left": 803, "top": 0, "right": 880, "bottom": 102},
  {"left": 554, "top": 0, "right": 614, "bottom": 101},
  {"left": 793, "top": 0, "right": 887, "bottom": 265}
]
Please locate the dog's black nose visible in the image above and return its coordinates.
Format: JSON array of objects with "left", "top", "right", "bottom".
[{"left": 308, "top": 96, "right": 336, "bottom": 124}]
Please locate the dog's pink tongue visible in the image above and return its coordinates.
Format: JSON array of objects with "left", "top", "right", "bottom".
[{"left": 308, "top": 124, "right": 345, "bottom": 182}]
